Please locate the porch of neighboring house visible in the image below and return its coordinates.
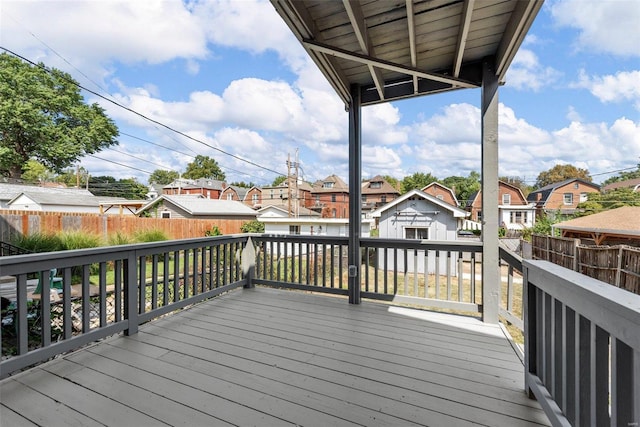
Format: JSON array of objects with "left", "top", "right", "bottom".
[{"left": 1, "top": 286, "right": 550, "bottom": 426}]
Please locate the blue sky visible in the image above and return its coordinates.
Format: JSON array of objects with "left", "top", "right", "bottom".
[{"left": 1, "top": 0, "right": 639, "bottom": 187}]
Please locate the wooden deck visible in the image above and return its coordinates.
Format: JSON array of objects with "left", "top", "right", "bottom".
[{"left": 1, "top": 287, "right": 550, "bottom": 426}]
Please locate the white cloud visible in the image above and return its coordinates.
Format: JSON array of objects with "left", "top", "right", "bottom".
[
  {"left": 573, "top": 70, "right": 640, "bottom": 110},
  {"left": 550, "top": 0, "right": 640, "bottom": 57},
  {"left": 505, "top": 49, "right": 561, "bottom": 91},
  {"left": 1, "top": 0, "right": 209, "bottom": 65}
]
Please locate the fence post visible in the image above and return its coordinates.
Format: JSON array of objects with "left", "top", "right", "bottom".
[
  {"left": 615, "top": 246, "right": 624, "bottom": 288},
  {"left": 573, "top": 239, "right": 579, "bottom": 272},
  {"left": 124, "top": 249, "right": 139, "bottom": 335}
]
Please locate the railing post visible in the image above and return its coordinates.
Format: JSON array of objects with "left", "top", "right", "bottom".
[
  {"left": 124, "top": 250, "right": 138, "bottom": 336},
  {"left": 241, "top": 237, "right": 256, "bottom": 289},
  {"left": 348, "top": 83, "right": 362, "bottom": 304}
]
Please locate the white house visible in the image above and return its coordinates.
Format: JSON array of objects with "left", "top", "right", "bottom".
[
  {"left": 370, "top": 189, "right": 470, "bottom": 274},
  {"left": 7, "top": 192, "right": 139, "bottom": 215}
]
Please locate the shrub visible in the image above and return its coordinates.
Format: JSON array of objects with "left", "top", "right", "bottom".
[
  {"left": 9, "top": 233, "right": 63, "bottom": 253},
  {"left": 205, "top": 225, "right": 222, "bottom": 236},
  {"left": 108, "top": 232, "right": 134, "bottom": 246},
  {"left": 240, "top": 220, "right": 264, "bottom": 233},
  {"left": 134, "top": 229, "right": 169, "bottom": 243},
  {"left": 58, "top": 231, "right": 103, "bottom": 250}
]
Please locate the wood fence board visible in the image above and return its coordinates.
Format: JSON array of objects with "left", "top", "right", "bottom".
[{"left": 1, "top": 210, "right": 250, "bottom": 242}]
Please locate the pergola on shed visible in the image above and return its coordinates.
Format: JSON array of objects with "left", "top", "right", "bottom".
[{"left": 270, "top": 0, "right": 544, "bottom": 322}]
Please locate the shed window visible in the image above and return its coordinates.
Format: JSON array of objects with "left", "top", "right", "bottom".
[
  {"left": 289, "top": 225, "right": 300, "bottom": 235},
  {"left": 161, "top": 211, "right": 171, "bottom": 219},
  {"left": 405, "top": 227, "right": 429, "bottom": 240}
]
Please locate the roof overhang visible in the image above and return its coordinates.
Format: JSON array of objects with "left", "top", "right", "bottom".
[{"left": 270, "top": 0, "right": 543, "bottom": 107}]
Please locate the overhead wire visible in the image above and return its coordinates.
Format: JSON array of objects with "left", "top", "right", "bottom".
[{"left": 0, "top": 46, "right": 286, "bottom": 179}]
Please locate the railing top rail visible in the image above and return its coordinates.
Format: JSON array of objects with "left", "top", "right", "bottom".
[
  {"left": 524, "top": 259, "right": 640, "bottom": 350},
  {"left": 499, "top": 244, "right": 523, "bottom": 270},
  {"left": 361, "top": 237, "right": 483, "bottom": 252},
  {"left": 0, "top": 235, "right": 249, "bottom": 274}
]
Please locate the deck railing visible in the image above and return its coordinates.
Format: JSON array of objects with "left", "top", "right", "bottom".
[
  {"left": 252, "top": 235, "right": 484, "bottom": 313},
  {"left": 1, "top": 235, "right": 249, "bottom": 378},
  {"left": 524, "top": 260, "right": 640, "bottom": 426},
  {"left": 3, "top": 234, "right": 638, "bottom": 425}
]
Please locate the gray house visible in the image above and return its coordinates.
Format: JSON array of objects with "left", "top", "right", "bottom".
[
  {"left": 137, "top": 194, "right": 257, "bottom": 220},
  {"left": 371, "top": 189, "right": 469, "bottom": 274}
]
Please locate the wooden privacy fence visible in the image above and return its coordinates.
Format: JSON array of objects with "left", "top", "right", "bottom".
[
  {"left": 532, "top": 234, "right": 640, "bottom": 294},
  {"left": 0, "top": 210, "right": 249, "bottom": 241}
]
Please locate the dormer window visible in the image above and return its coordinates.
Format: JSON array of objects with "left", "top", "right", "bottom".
[
  {"left": 323, "top": 181, "right": 334, "bottom": 189},
  {"left": 370, "top": 181, "right": 382, "bottom": 189}
]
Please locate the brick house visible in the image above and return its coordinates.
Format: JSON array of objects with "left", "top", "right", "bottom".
[
  {"left": 361, "top": 175, "right": 400, "bottom": 214},
  {"left": 162, "top": 178, "right": 226, "bottom": 199},
  {"left": 311, "top": 174, "right": 349, "bottom": 218},
  {"left": 467, "top": 181, "right": 536, "bottom": 230},
  {"left": 527, "top": 178, "right": 600, "bottom": 217},
  {"left": 421, "top": 182, "right": 458, "bottom": 207}
]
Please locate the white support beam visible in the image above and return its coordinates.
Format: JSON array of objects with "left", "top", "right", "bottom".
[
  {"left": 453, "top": 0, "right": 474, "bottom": 77},
  {"left": 481, "top": 58, "right": 500, "bottom": 324}
]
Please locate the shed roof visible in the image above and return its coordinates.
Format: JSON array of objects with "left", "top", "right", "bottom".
[
  {"left": 270, "top": 0, "right": 543, "bottom": 107},
  {"left": 139, "top": 195, "right": 257, "bottom": 216},
  {"left": 370, "top": 188, "right": 469, "bottom": 218},
  {"left": 554, "top": 206, "right": 640, "bottom": 237}
]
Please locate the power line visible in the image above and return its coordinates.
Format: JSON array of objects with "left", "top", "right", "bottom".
[
  {"left": 87, "top": 155, "right": 153, "bottom": 175},
  {"left": 1, "top": 47, "right": 286, "bottom": 178}
]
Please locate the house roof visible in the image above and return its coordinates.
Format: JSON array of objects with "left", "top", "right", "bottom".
[
  {"left": 139, "top": 195, "right": 257, "bottom": 216},
  {"left": 256, "top": 205, "right": 320, "bottom": 218},
  {"left": 222, "top": 185, "right": 250, "bottom": 200},
  {"left": 527, "top": 178, "right": 600, "bottom": 205},
  {"left": 370, "top": 189, "right": 469, "bottom": 218},
  {"left": 0, "top": 183, "right": 93, "bottom": 201},
  {"left": 361, "top": 175, "right": 400, "bottom": 195},
  {"left": 8, "top": 192, "right": 102, "bottom": 207},
  {"left": 602, "top": 177, "right": 640, "bottom": 193},
  {"left": 421, "top": 182, "right": 458, "bottom": 206},
  {"left": 554, "top": 206, "right": 640, "bottom": 238},
  {"left": 312, "top": 174, "right": 349, "bottom": 193},
  {"left": 163, "top": 178, "right": 226, "bottom": 190},
  {"left": 270, "top": 0, "right": 542, "bottom": 107}
]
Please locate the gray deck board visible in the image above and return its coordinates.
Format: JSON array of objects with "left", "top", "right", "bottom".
[{"left": 1, "top": 287, "right": 550, "bottom": 426}]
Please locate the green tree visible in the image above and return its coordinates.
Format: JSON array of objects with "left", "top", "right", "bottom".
[
  {"left": 577, "top": 187, "right": 640, "bottom": 214},
  {"left": 21, "top": 159, "right": 54, "bottom": 183},
  {"left": 88, "top": 176, "right": 148, "bottom": 199},
  {"left": 240, "top": 220, "right": 265, "bottom": 233},
  {"left": 400, "top": 172, "right": 438, "bottom": 193},
  {"left": 55, "top": 167, "right": 89, "bottom": 187},
  {"left": 382, "top": 175, "right": 400, "bottom": 191},
  {"left": 441, "top": 171, "right": 481, "bottom": 204},
  {"left": 0, "top": 53, "right": 119, "bottom": 178},
  {"left": 182, "top": 155, "right": 225, "bottom": 180},
  {"left": 148, "top": 169, "right": 179, "bottom": 185},
  {"left": 602, "top": 163, "right": 640, "bottom": 186},
  {"left": 535, "top": 164, "right": 591, "bottom": 189},
  {"left": 230, "top": 181, "right": 256, "bottom": 188},
  {"left": 271, "top": 175, "right": 287, "bottom": 186}
]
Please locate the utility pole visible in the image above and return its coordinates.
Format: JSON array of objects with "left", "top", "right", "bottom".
[{"left": 287, "top": 153, "right": 292, "bottom": 217}]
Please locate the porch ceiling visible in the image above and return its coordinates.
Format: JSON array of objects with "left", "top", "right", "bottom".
[{"left": 270, "top": 0, "right": 543, "bottom": 107}]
